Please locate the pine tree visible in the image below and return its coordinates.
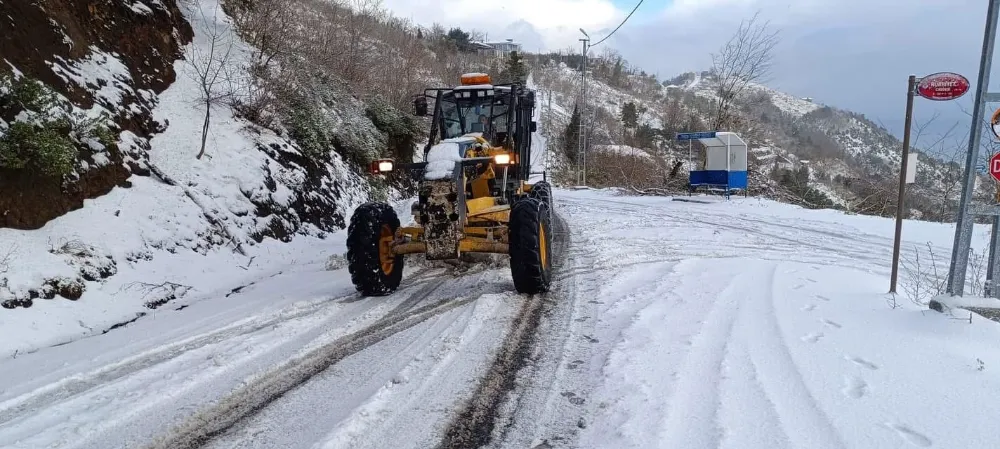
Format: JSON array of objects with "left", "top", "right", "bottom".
[
  {"left": 446, "top": 27, "right": 472, "bottom": 52},
  {"left": 563, "top": 104, "right": 581, "bottom": 163},
  {"left": 620, "top": 102, "right": 638, "bottom": 130},
  {"left": 500, "top": 51, "right": 529, "bottom": 84},
  {"left": 611, "top": 57, "right": 624, "bottom": 87}
]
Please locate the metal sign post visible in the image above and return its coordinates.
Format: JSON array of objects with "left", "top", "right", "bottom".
[
  {"left": 890, "top": 75, "right": 918, "bottom": 294},
  {"left": 948, "top": 0, "right": 1000, "bottom": 297},
  {"left": 889, "top": 71, "right": 969, "bottom": 294}
]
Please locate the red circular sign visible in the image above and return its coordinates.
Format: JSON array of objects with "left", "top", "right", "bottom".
[
  {"left": 917, "top": 72, "right": 970, "bottom": 101},
  {"left": 990, "top": 153, "right": 1000, "bottom": 182}
]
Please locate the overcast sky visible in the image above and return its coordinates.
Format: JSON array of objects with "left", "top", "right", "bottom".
[{"left": 383, "top": 0, "right": 1000, "bottom": 147}]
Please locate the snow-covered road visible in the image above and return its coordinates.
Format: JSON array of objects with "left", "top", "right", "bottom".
[{"left": 4, "top": 189, "right": 1000, "bottom": 449}]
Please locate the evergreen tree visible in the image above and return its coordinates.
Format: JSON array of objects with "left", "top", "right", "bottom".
[
  {"left": 620, "top": 102, "right": 639, "bottom": 130},
  {"left": 610, "top": 57, "right": 624, "bottom": 87},
  {"left": 563, "top": 104, "right": 581, "bottom": 163},
  {"left": 499, "top": 51, "right": 529, "bottom": 84},
  {"left": 634, "top": 124, "right": 657, "bottom": 148},
  {"left": 446, "top": 27, "right": 472, "bottom": 52}
]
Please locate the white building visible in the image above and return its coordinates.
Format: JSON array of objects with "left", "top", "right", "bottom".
[{"left": 476, "top": 39, "right": 522, "bottom": 61}]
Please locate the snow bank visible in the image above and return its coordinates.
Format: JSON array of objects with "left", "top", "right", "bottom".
[{"left": 932, "top": 295, "right": 1000, "bottom": 311}]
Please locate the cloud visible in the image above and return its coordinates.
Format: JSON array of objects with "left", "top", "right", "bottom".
[
  {"left": 382, "top": 0, "right": 1000, "bottom": 140},
  {"left": 381, "top": 0, "right": 625, "bottom": 49}
]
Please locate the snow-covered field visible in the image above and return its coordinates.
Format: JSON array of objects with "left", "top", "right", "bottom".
[{"left": 3, "top": 187, "right": 1000, "bottom": 448}]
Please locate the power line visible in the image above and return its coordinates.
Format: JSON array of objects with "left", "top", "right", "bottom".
[{"left": 591, "top": 0, "right": 644, "bottom": 47}]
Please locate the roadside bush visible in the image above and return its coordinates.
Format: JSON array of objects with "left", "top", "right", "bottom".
[
  {"left": 0, "top": 121, "right": 76, "bottom": 176},
  {"left": 0, "top": 74, "right": 118, "bottom": 176},
  {"left": 365, "top": 98, "right": 421, "bottom": 162}
]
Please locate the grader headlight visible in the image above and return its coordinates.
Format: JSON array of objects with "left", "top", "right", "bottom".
[{"left": 493, "top": 153, "right": 512, "bottom": 165}]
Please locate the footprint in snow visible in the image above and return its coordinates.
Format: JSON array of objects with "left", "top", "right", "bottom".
[
  {"left": 816, "top": 295, "right": 832, "bottom": 301},
  {"left": 822, "top": 319, "right": 842, "bottom": 329},
  {"left": 846, "top": 355, "right": 879, "bottom": 370},
  {"left": 802, "top": 304, "right": 817, "bottom": 312},
  {"left": 792, "top": 284, "right": 806, "bottom": 290},
  {"left": 884, "top": 422, "right": 932, "bottom": 447},
  {"left": 568, "top": 360, "right": 584, "bottom": 370},
  {"left": 561, "top": 391, "right": 586, "bottom": 405},
  {"left": 805, "top": 278, "right": 818, "bottom": 283},
  {"left": 841, "top": 376, "right": 868, "bottom": 399},
  {"left": 800, "top": 332, "right": 824, "bottom": 343}
]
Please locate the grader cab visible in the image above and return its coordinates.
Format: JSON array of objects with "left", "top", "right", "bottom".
[{"left": 346, "top": 73, "right": 553, "bottom": 296}]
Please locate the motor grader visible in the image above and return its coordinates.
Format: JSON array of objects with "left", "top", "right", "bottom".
[{"left": 346, "top": 73, "right": 553, "bottom": 296}]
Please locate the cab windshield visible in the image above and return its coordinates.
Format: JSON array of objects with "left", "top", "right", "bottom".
[{"left": 439, "top": 90, "right": 509, "bottom": 140}]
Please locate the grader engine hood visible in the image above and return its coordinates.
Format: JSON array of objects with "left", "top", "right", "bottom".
[{"left": 417, "top": 138, "right": 475, "bottom": 260}]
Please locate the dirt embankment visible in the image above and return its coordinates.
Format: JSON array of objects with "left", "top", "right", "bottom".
[{"left": 0, "top": 0, "right": 193, "bottom": 230}]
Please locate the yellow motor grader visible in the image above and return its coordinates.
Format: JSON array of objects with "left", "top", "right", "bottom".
[{"left": 347, "top": 73, "right": 553, "bottom": 296}]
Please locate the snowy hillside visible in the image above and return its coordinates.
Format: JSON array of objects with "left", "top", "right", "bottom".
[
  {"left": 531, "top": 58, "right": 990, "bottom": 221},
  {"left": 0, "top": 0, "right": 403, "bottom": 349}
]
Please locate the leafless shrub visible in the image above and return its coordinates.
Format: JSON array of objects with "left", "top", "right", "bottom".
[
  {"left": 886, "top": 293, "right": 901, "bottom": 309},
  {"left": 968, "top": 247, "right": 989, "bottom": 297},
  {"left": 122, "top": 281, "right": 194, "bottom": 309},
  {"left": 900, "top": 242, "right": 949, "bottom": 306},
  {"left": 0, "top": 245, "right": 13, "bottom": 292}
]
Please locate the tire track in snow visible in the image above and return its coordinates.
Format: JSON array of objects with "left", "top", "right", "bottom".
[
  {"left": 483, "top": 210, "right": 606, "bottom": 449},
  {"left": 296, "top": 292, "right": 516, "bottom": 449},
  {"left": 720, "top": 339, "right": 792, "bottom": 449},
  {"left": 0, "top": 269, "right": 442, "bottom": 430},
  {"left": 0, "top": 294, "right": 356, "bottom": 428},
  {"left": 578, "top": 196, "right": 918, "bottom": 274},
  {"left": 655, "top": 270, "right": 742, "bottom": 449},
  {"left": 744, "top": 263, "right": 847, "bottom": 449},
  {"left": 436, "top": 213, "right": 570, "bottom": 449},
  {"left": 141, "top": 285, "right": 469, "bottom": 449}
]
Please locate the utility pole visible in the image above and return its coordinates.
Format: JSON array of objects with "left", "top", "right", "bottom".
[
  {"left": 948, "top": 0, "right": 1000, "bottom": 296},
  {"left": 579, "top": 28, "right": 590, "bottom": 186},
  {"left": 889, "top": 75, "right": 917, "bottom": 294}
]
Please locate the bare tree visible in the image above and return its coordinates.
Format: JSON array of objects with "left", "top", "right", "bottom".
[
  {"left": 710, "top": 11, "right": 780, "bottom": 130},
  {"left": 187, "top": 4, "right": 235, "bottom": 160}
]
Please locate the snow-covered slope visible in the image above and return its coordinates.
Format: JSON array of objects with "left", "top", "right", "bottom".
[{"left": 0, "top": 0, "right": 400, "bottom": 352}]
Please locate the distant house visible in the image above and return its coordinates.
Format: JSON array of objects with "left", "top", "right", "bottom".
[{"left": 475, "top": 39, "right": 522, "bottom": 62}]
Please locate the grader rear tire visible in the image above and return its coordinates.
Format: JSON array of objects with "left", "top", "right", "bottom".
[
  {"left": 347, "top": 202, "right": 404, "bottom": 296},
  {"left": 509, "top": 197, "right": 552, "bottom": 294}
]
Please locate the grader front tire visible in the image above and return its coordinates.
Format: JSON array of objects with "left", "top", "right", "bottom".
[
  {"left": 347, "top": 202, "right": 404, "bottom": 296},
  {"left": 529, "top": 181, "right": 552, "bottom": 207},
  {"left": 509, "top": 197, "right": 553, "bottom": 294}
]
